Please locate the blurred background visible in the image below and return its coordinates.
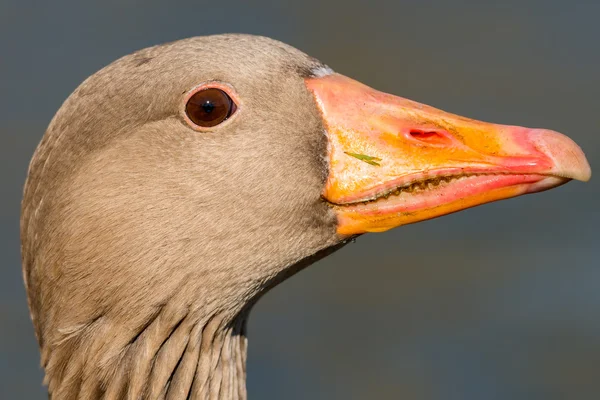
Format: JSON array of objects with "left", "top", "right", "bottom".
[{"left": 1, "top": 0, "right": 598, "bottom": 399}]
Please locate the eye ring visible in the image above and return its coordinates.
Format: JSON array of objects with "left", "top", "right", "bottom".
[{"left": 181, "top": 83, "right": 240, "bottom": 130}]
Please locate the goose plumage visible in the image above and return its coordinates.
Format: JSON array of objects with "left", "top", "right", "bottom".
[{"left": 21, "top": 34, "right": 590, "bottom": 399}]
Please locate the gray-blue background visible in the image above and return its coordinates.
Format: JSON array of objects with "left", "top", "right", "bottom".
[{"left": 2, "top": 1, "right": 598, "bottom": 399}]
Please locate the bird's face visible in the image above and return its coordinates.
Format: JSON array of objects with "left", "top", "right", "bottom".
[
  {"left": 40, "top": 35, "right": 590, "bottom": 294},
  {"left": 65, "top": 34, "right": 589, "bottom": 253},
  {"left": 139, "top": 41, "right": 590, "bottom": 246},
  {"left": 32, "top": 36, "right": 344, "bottom": 314}
]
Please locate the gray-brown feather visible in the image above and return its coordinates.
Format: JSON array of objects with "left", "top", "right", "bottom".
[{"left": 21, "top": 34, "right": 341, "bottom": 399}]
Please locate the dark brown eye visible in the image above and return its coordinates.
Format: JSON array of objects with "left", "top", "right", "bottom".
[{"left": 185, "top": 88, "right": 237, "bottom": 128}]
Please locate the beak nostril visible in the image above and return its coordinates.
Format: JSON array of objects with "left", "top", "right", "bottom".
[
  {"left": 407, "top": 129, "right": 450, "bottom": 145},
  {"left": 410, "top": 130, "right": 438, "bottom": 139}
]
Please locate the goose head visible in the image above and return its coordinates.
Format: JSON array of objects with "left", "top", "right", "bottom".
[{"left": 21, "top": 34, "right": 590, "bottom": 399}]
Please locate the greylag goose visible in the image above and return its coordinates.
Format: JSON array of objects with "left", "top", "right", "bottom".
[{"left": 21, "top": 34, "right": 591, "bottom": 399}]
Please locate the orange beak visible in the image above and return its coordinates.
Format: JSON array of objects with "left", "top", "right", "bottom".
[{"left": 306, "top": 74, "right": 591, "bottom": 235}]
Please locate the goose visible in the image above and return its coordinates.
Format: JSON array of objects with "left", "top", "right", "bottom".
[{"left": 21, "top": 34, "right": 591, "bottom": 399}]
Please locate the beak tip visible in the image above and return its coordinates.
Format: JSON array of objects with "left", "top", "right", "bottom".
[
  {"left": 530, "top": 129, "right": 592, "bottom": 182},
  {"left": 578, "top": 163, "right": 592, "bottom": 182}
]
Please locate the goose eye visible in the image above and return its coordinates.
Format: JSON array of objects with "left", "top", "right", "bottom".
[{"left": 185, "top": 88, "right": 237, "bottom": 128}]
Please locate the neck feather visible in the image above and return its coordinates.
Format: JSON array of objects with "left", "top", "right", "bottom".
[
  {"left": 45, "top": 308, "right": 249, "bottom": 400},
  {"left": 40, "top": 240, "right": 347, "bottom": 399}
]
